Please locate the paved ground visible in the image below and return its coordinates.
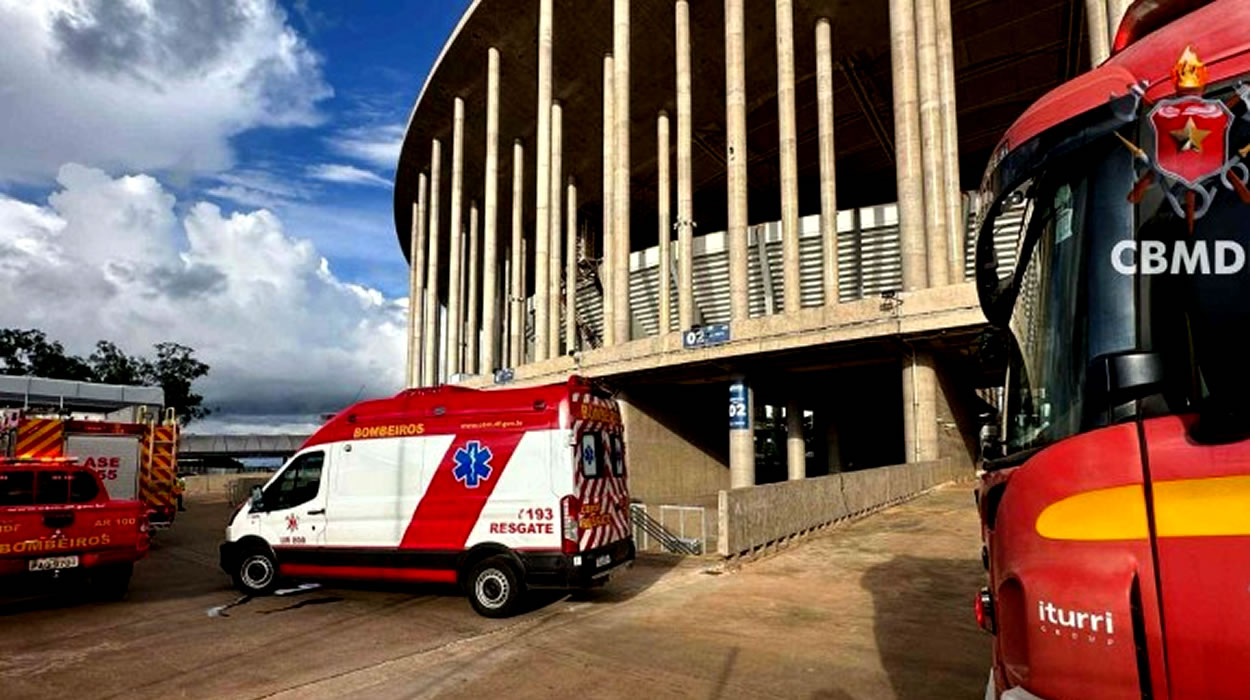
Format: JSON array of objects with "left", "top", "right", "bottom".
[{"left": 0, "top": 485, "right": 989, "bottom": 699}]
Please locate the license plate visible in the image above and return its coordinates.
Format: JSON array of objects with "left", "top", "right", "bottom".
[
  {"left": 28, "top": 556, "right": 79, "bottom": 572},
  {"left": 595, "top": 554, "right": 612, "bottom": 568}
]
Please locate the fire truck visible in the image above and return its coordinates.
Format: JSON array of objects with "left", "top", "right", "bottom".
[
  {"left": 973, "top": 1, "right": 1250, "bottom": 698},
  {"left": 1, "top": 408, "right": 179, "bottom": 528}
]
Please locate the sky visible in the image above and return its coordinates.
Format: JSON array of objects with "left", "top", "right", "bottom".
[{"left": 0, "top": 0, "right": 469, "bottom": 433}]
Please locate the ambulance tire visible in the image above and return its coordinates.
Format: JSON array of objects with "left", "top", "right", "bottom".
[
  {"left": 91, "top": 563, "right": 133, "bottom": 601},
  {"left": 233, "top": 546, "right": 280, "bottom": 595},
  {"left": 467, "top": 556, "right": 525, "bottom": 618}
]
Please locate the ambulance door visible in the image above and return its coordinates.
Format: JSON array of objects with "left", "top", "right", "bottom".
[{"left": 255, "top": 450, "right": 327, "bottom": 548}]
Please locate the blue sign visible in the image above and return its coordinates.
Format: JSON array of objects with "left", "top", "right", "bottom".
[
  {"left": 453, "top": 441, "right": 494, "bottom": 488},
  {"left": 683, "top": 323, "right": 731, "bottom": 349},
  {"left": 728, "top": 381, "right": 749, "bottom": 430}
]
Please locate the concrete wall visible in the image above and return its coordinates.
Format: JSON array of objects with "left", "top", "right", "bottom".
[
  {"left": 620, "top": 385, "right": 729, "bottom": 504},
  {"left": 185, "top": 472, "right": 274, "bottom": 503},
  {"left": 717, "top": 458, "right": 965, "bottom": 557}
]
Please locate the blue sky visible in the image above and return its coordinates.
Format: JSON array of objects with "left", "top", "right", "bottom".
[{"left": 0, "top": 1, "right": 470, "bottom": 430}]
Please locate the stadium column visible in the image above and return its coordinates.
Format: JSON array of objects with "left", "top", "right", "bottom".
[
  {"left": 482, "top": 47, "right": 500, "bottom": 374},
  {"left": 447, "top": 96, "right": 466, "bottom": 376},
  {"left": 815, "top": 18, "right": 838, "bottom": 306},
  {"left": 729, "top": 377, "right": 754, "bottom": 488},
  {"left": 725, "top": 0, "right": 749, "bottom": 324},
  {"left": 891, "top": 0, "right": 926, "bottom": 292},
  {"left": 549, "top": 101, "right": 564, "bottom": 354},
  {"left": 916, "top": 0, "right": 949, "bottom": 288},
  {"left": 422, "top": 139, "right": 442, "bottom": 386},
  {"left": 935, "top": 0, "right": 963, "bottom": 283},
  {"left": 675, "top": 0, "right": 695, "bottom": 331},
  {"left": 406, "top": 172, "right": 427, "bottom": 388},
  {"left": 534, "top": 0, "right": 553, "bottom": 361},
  {"left": 787, "top": 399, "right": 805, "bottom": 481},
  {"left": 657, "top": 111, "right": 671, "bottom": 334},
  {"left": 903, "top": 347, "right": 940, "bottom": 462},
  {"left": 1084, "top": 0, "right": 1110, "bottom": 65},
  {"left": 1105, "top": 0, "right": 1130, "bottom": 48},
  {"left": 510, "top": 139, "right": 525, "bottom": 368},
  {"left": 602, "top": 55, "right": 616, "bottom": 342},
  {"left": 467, "top": 200, "right": 480, "bottom": 375},
  {"left": 612, "top": 0, "right": 631, "bottom": 345},
  {"left": 501, "top": 251, "right": 511, "bottom": 365},
  {"left": 776, "top": 0, "right": 800, "bottom": 314},
  {"left": 566, "top": 178, "right": 577, "bottom": 352}
]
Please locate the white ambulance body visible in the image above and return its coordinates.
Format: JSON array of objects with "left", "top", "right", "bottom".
[{"left": 220, "top": 376, "right": 634, "bottom": 617}]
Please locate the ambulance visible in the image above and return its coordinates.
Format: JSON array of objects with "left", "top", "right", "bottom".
[{"left": 220, "top": 376, "right": 635, "bottom": 617}]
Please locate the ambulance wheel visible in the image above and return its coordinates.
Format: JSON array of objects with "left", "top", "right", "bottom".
[
  {"left": 92, "top": 563, "right": 133, "bottom": 601},
  {"left": 467, "top": 556, "right": 525, "bottom": 618},
  {"left": 233, "top": 548, "right": 279, "bottom": 595}
]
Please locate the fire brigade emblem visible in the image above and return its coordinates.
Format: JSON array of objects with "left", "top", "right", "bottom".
[
  {"left": 1114, "top": 45, "right": 1250, "bottom": 232},
  {"left": 286, "top": 514, "right": 298, "bottom": 531},
  {"left": 453, "top": 441, "right": 493, "bottom": 489}
]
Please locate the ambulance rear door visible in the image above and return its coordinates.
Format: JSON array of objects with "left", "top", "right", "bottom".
[{"left": 65, "top": 434, "right": 140, "bottom": 501}]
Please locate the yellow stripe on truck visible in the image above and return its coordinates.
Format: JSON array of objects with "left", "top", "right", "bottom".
[{"left": 1036, "top": 475, "right": 1250, "bottom": 541}]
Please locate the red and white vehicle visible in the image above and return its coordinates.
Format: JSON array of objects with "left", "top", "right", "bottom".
[
  {"left": 0, "top": 457, "right": 150, "bottom": 599},
  {"left": 220, "top": 376, "right": 635, "bottom": 616}
]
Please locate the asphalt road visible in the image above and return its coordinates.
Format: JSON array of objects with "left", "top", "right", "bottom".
[{"left": 0, "top": 486, "right": 989, "bottom": 699}]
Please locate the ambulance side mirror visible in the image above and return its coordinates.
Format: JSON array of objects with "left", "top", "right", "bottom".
[{"left": 250, "top": 485, "right": 264, "bottom": 511}]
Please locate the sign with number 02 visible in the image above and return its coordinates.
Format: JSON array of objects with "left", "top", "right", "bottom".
[{"left": 728, "top": 381, "right": 750, "bottom": 430}]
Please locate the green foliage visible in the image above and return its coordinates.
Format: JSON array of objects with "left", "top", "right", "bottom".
[{"left": 0, "top": 329, "right": 211, "bottom": 426}]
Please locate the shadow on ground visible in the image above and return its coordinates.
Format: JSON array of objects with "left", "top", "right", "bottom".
[{"left": 861, "top": 554, "right": 991, "bottom": 699}]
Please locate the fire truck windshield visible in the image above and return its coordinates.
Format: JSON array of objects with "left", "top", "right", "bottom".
[{"left": 985, "top": 95, "right": 1250, "bottom": 455}]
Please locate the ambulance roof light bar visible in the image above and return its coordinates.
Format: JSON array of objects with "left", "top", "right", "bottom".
[{"left": 1112, "top": 0, "right": 1215, "bottom": 56}]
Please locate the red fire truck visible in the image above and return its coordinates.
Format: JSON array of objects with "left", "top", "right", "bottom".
[
  {"left": 973, "top": 1, "right": 1250, "bottom": 697},
  {"left": 1, "top": 409, "right": 179, "bottom": 528}
]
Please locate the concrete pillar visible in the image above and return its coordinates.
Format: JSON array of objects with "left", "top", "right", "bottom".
[
  {"left": 549, "top": 101, "right": 564, "bottom": 354},
  {"left": 815, "top": 18, "right": 838, "bottom": 306},
  {"left": 902, "top": 348, "right": 939, "bottom": 463},
  {"left": 422, "top": 139, "right": 442, "bottom": 386},
  {"left": 1105, "top": 0, "right": 1130, "bottom": 48},
  {"left": 534, "top": 0, "right": 553, "bottom": 361},
  {"left": 510, "top": 139, "right": 525, "bottom": 368},
  {"left": 406, "top": 173, "right": 428, "bottom": 388},
  {"left": 1084, "top": 0, "right": 1110, "bottom": 65},
  {"left": 447, "top": 97, "right": 466, "bottom": 375},
  {"left": 482, "top": 47, "right": 501, "bottom": 374},
  {"left": 786, "top": 399, "right": 805, "bottom": 480},
  {"left": 566, "top": 178, "right": 577, "bottom": 352},
  {"left": 501, "top": 251, "right": 511, "bottom": 367},
  {"left": 776, "top": 0, "right": 801, "bottom": 313},
  {"left": 935, "top": 0, "right": 963, "bottom": 284},
  {"left": 725, "top": 0, "right": 750, "bottom": 322},
  {"left": 467, "top": 200, "right": 480, "bottom": 375},
  {"left": 675, "top": 0, "right": 695, "bottom": 331},
  {"left": 612, "top": 0, "right": 631, "bottom": 345},
  {"left": 602, "top": 54, "right": 616, "bottom": 341},
  {"left": 729, "top": 377, "right": 755, "bottom": 488},
  {"left": 824, "top": 413, "right": 842, "bottom": 474},
  {"left": 916, "top": 0, "right": 949, "bottom": 288},
  {"left": 890, "top": 0, "right": 928, "bottom": 291},
  {"left": 657, "top": 111, "right": 672, "bottom": 334}
]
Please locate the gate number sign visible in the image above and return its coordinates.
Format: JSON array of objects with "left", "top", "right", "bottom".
[
  {"left": 684, "top": 323, "right": 730, "bottom": 349},
  {"left": 729, "top": 381, "right": 749, "bottom": 430}
]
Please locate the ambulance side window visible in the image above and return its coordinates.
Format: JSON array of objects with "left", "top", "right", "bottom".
[
  {"left": 263, "top": 451, "right": 324, "bottom": 511},
  {"left": 580, "top": 432, "right": 602, "bottom": 478},
  {"left": 609, "top": 435, "right": 625, "bottom": 477}
]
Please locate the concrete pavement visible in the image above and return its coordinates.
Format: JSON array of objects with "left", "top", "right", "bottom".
[{"left": 0, "top": 485, "right": 988, "bottom": 699}]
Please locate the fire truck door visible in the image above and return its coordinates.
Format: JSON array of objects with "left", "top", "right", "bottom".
[{"left": 66, "top": 434, "right": 140, "bottom": 501}]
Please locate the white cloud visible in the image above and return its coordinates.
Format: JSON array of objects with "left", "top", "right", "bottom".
[
  {"left": 306, "top": 163, "right": 391, "bottom": 188},
  {"left": 0, "top": 0, "right": 332, "bottom": 182},
  {"left": 0, "top": 164, "right": 406, "bottom": 422},
  {"left": 325, "top": 124, "right": 405, "bottom": 171}
]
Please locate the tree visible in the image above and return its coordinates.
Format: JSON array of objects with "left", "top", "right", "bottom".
[{"left": 0, "top": 329, "right": 211, "bottom": 427}]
